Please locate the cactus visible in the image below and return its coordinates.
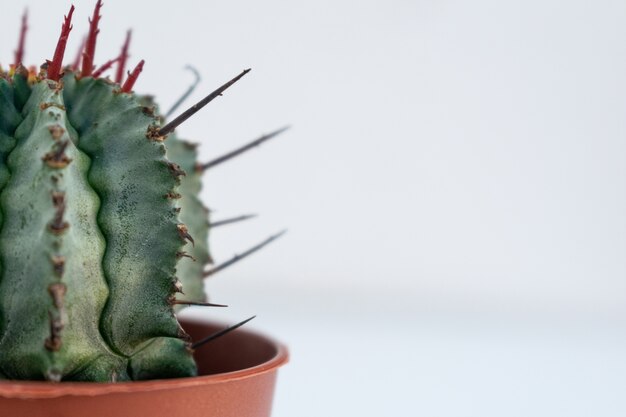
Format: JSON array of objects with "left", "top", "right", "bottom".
[{"left": 0, "top": 2, "right": 285, "bottom": 382}]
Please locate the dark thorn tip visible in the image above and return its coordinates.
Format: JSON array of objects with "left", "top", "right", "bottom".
[
  {"left": 173, "top": 300, "right": 228, "bottom": 307},
  {"left": 203, "top": 230, "right": 287, "bottom": 278},
  {"left": 199, "top": 125, "right": 290, "bottom": 172},
  {"left": 191, "top": 316, "right": 256, "bottom": 350},
  {"left": 158, "top": 68, "right": 251, "bottom": 137},
  {"left": 209, "top": 214, "right": 258, "bottom": 228}
]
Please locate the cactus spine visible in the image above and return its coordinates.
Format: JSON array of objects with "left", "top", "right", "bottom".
[{"left": 0, "top": 2, "right": 285, "bottom": 382}]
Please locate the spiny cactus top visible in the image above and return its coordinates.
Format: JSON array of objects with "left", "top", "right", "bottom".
[{"left": 0, "top": 2, "right": 285, "bottom": 382}]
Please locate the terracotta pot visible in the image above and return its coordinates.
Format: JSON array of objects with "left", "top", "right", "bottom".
[{"left": 0, "top": 318, "right": 289, "bottom": 417}]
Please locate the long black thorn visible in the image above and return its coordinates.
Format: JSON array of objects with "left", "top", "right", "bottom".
[
  {"left": 209, "top": 214, "right": 258, "bottom": 228},
  {"left": 191, "top": 316, "right": 256, "bottom": 349},
  {"left": 159, "top": 68, "right": 251, "bottom": 136},
  {"left": 203, "top": 230, "right": 287, "bottom": 278},
  {"left": 199, "top": 126, "right": 290, "bottom": 172},
  {"left": 173, "top": 300, "right": 228, "bottom": 307},
  {"left": 165, "top": 66, "right": 201, "bottom": 119}
]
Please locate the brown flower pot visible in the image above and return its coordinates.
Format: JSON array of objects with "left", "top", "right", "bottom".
[{"left": 0, "top": 318, "right": 289, "bottom": 417}]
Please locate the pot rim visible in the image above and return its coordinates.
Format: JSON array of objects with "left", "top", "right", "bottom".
[{"left": 0, "top": 318, "right": 289, "bottom": 399}]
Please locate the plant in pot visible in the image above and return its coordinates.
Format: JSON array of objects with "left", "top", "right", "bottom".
[{"left": 0, "top": 2, "right": 288, "bottom": 416}]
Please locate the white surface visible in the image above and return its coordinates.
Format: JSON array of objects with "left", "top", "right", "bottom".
[
  {"left": 184, "top": 291, "right": 626, "bottom": 417},
  {"left": 3, "top": 0, "right": 626, "bottom": 415}
]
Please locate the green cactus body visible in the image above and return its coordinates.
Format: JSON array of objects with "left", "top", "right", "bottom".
[
  {"left": 0, "top": 1, "right": 283, "bottom": 382},
  {"left": 0, "top": 1, "right": 202, "bottom": 379},
  {"left": 0, "top": 68, "right": 197, "bottom": 381}
]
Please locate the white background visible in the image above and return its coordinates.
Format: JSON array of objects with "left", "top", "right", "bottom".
[{"left": 3, "top": 1, "right": 626, "bottom": 415}]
